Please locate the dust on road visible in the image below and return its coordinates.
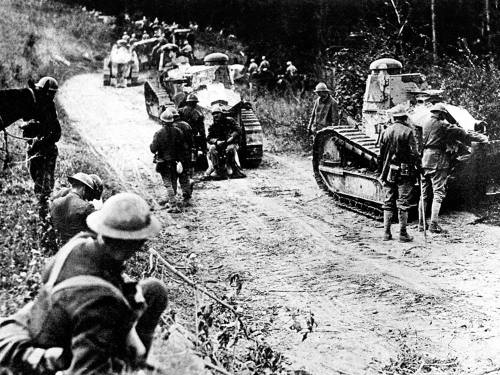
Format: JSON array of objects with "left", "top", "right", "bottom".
[{"left": 59, "top": 73, "right": 500, "bottom": 374}]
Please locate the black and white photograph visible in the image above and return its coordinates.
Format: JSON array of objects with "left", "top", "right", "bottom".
[{"left": 1, "top": 0, "right": 500, "bottom": 374}]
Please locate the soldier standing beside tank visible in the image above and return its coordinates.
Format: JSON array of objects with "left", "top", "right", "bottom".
[
  {"left": 179, "top": 94, "right": 207, "bottom": 161},
  {"left": 307, "top": 82, "right": 340, "bottom": 137},
  {"left": 378, "top": 106, "right": 420, "bottom": 242},
  {"left": 20, "top": 77, "right": 61, "bottom": 220},
  {"left": 203, "top": 105, "right": 246, "bottom": 179},
  {"left": 171, "top": 108, "right": 194, "bottom": 205},
  {"left": 420, "top": 103, "right": 470, "bottom": 233},
  {"left": 150, "top": 109, "right": 185, "bottom": 211}
]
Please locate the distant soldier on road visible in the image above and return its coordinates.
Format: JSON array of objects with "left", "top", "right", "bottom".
[
  {"left": 204, "top": 105, "right": 246, "bottom": 179},
  {"left": 307, "top": 82, "right": 340, "bottom": 137},
  {"left": 20, "top": 76, "right": 61, "bottom": 220},
  {"left": 285, "top": 60, "right": 297, "bottom": 78},
  {"left": 150, "top": 109, "right": 185, "bottom": 210},
  {"left": 248, "top": 58, "right": 258, "bottom": 77},
  {"left": 378, "top": 105, "right": 420, "bottom": 242},
  {"left": 49, "top": 173, "right": 97, "bottom": 244},
  {"left": 420, "top": 103, "right": 470, "bottom": 233},
  {"left": 0, "top": 193, "right": 167, "bottom": 375},
  {"left": 258, "top": 55, "right": 270, "bottom": 73}
]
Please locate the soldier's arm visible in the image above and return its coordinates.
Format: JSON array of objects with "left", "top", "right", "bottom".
[
  {"left": 37, "top": 106, "right": 62, "bottom": 148},
  {"left": 62, "top": 294, "right": 134, "bottom": 375},
  {"left": 308, "top": 100, "right": 317, "bottom": 131},
  {"left": 226, "top": 119, "right": 240, "bottom": 144},
  {"left": 408, "top": 131, "right": 420, "bottom": 168},
  {"left": 207, "top": 125, "right": 218, "bottom": 145},
  {"left": 444, "top": 122, "right": 468, "bottom": 144},
  {"left": 150, "top": 132, "right": 159, "bottom": 153}
]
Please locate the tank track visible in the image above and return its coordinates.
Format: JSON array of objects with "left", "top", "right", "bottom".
[
  {"left": 313, "top": 127, "right": 383, "bottom": 221},
  {"left": 239, "top": 107, "right": 263, "bottom": 167},
  {"left": 144, "top": 75, "right": 172, "bottom": 121}
]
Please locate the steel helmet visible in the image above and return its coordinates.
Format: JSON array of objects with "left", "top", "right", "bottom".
[
  {"left": 89, "top": 174, "right": 104, "bottom": 199},
  {"left": 314, "top": 82, "right": 330, "bottom": 93},
  {"left": 430, "top": 103, "right": 448, "bottom": 114},
  {"left": 261, "top": 56, "right": 266, "bottom": 60},
  {"left": 287, "top": 61, "right": 292, "bottom": 65},
  {"left": 35, "top": 76, "right": 58, "bottom": 92},
  {"left": 250, "top": 58, "right": 255, "bottom": 62},
  {"left": 211, "top": 104, "right": 223, "bottom": 114},
  {"left": 68, "top": 172, "right": 94, "bottom": 190},
  {"left": 387, "top": 104, "right": 408, "bottom": 118},
  {"left": 170, "top": 107, "right": 180, "bottom": 117},
  {"left": 117, "top": 39, "right": 127, "bottom": 46},
  {"left": 183, "top": 40, "right": 189, "bottom": 45},
  {"left": 160, "top": 108, "right": 174, "bottom": 123},
  {"left": 186, "top": 93, "right": 199, "bottom": 103},
  {"left": 86, "top": 192, "right": 161, "bottom": 240}
]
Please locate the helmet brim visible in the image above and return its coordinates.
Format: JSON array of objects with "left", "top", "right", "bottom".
[
  {"left": 86, "top": 211, "right": 161, "bottom": 240},
  {"left": 68, "top": 175, "right": 94, "bottom": 190}
]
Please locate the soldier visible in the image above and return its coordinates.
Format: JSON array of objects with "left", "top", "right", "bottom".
[
  {"left": 204, "top": 105, "right": 246, "bottom": 179},
  {"left": 420, "top": 103, "right": 469, "bottom": 233},
  {"left": 0, "top": 193, "right": 167, "bottom": 375},
  {"left": 307, "top": 82, "right": 340, "bottom": 137},
  {"left": 20, "top": 77, "right": 61, "bottom": 220},
  {"left": 171, "top": 108, "right": 194, "bottom": 205},
  {"left": 285, "top": 61, "right": 297, "bottom": 78},
  {"left": 150, "top": 109, "right": 184, "bottom": 210},
  {"left": 248, "top": 58, "right": 258, "bottom": 77},
  {"left": 258, "top": 55, "right": 270, "bottom": 73},
  {"left": 179, "top": 94, "right": 207, "bottom": 158},
  {"left": 49, "top": 173, "right": 96, "bottom": 244},
  {"left": 378, "top": 105, "right": 420, "bottom": 242}
]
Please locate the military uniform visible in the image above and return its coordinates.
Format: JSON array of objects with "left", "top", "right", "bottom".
[
  {"left": 206, "top": 114, "right": 245, "bottom": 178},
  {"left": 22, "top": 100, "right": 61, "bottom": 219},
  {"left": 307, "top": 95, "right": 340, "bottom": 134},
  {"left": 179, "top": 104, "right": 206, "bottom": 153},
  {"left": 173, "top": 119, "right": 194, "bottom": 201},
  {"left": 150, "top": 119, "right": 184, "bottom": 203},
  {"left": 49, "top": 192, "right": 95, "bottom": 244}
]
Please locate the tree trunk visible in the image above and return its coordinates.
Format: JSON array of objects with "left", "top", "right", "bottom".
[
  {"left": 431, "top": 0, "right": 437, "bottom": 62},
  {"left": 485, "top": 0, "right": 491, "bottom": 52}
]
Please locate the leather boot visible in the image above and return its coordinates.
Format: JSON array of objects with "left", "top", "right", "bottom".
[
  {"left": 429, "top": 202, "right": 445, "bottom": 233},
  {"left": 398, "top": 210, "right": 413, "bottom": 242},
  {"left": 383, "top": 210, "right": 393, "bottom": 241},
  {"left": 418, "top": 200, "right": 427, "bottom": 232}
]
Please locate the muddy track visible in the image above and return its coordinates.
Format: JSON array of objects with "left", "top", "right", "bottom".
[{"left": 59, "top": 73, "right": 500, "bottom": 375}]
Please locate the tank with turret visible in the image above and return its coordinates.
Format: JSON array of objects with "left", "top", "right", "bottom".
[
  {"left": 313, "top": 57, "right": 500, "bottom": 219},
  {"left": 144, "top": 51, "right": 263, "bottom": 167}
]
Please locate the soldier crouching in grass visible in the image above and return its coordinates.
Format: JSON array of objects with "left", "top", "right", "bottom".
[{"left": 0, "top": 193, "right": 168, "bottom": 375}]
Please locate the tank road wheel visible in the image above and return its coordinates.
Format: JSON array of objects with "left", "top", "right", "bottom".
[
  {"left": 239, "top": 107, "right": 263, "bottom": 168},
  {"left": 312, "top": 128, "right": 341, "bottom": 194},
  {"left": 144, "top": 81, "right": 160, "bottom": 120}
]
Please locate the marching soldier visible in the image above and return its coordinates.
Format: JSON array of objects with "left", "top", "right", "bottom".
[
  {"left": 20, "top": 77, "right": 61, "bottom": 220},
  {"left": 378, "top": 105, "right": 420, "bottom": 242},
  {"left": 0, "top": 193, "right": 167, "bottom": 375},
  {"left": 204, "top": 105, "right": 246, "bottom": 179},
  {"left": 307, "top": 82, "right": 340, "bottom": 137},
  {"left": 171, "top": 108, "right": 194, "bottom": 205}
]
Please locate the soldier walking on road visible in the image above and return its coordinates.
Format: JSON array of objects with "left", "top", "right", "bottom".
[
  {"left": 172, "top": 108, "right": 194, "bottom": 205},
  {"left": 49, "top": 173, "right": 97, "bottom": 244},
  {"left": 378, "top": 105, "right": 420, "bottom": 242},
  {"left": 420, "top": 103, "right": 470, "bottom": 233},
  {"left": 307, "top": 82, "right": 340, "bottom": 137},
  {"left": 20, "top": 77, "right": 61, "bottom": 220},
  {"left": 150, "top": 109, "right": 185, "bottom": 211},
  {"left": 0, "top": 193, "right": 167, "bottom": 375}
]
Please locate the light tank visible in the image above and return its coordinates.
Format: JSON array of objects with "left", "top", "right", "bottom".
[
  {"left": 144, "top": 51, "right": 263, "bottom": 167},
  {"left": 313, "top": 58, "right": 500, "bottom": 219}
]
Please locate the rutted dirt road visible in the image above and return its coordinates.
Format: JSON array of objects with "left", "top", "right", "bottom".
[{"left": 59, "top": 73, "right": 500, "bottom": 374}]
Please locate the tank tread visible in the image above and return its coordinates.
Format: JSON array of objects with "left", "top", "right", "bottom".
[
  {"left": 240, "top": 108, "right": 263, "bottom": 167},
  {"left": 332, "top": 125, "right": 380, "bottom": 160}
]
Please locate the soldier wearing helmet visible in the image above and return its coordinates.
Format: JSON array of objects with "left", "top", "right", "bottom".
[
  {"left": 285, "top": 60, "right": 297, "bottom": 78},
  {"left": 49, "top": 172, "right": 98, "bottom": 244},
  {"left": 307, "top": 82, "right": 340, "bottom": 137},
  {"left": 203, "top": 105, "right": 246, "bottom": 179},
  {"left": 21, "top": 76, "right": 61, "bottom": 220},
  {"left": 171, "top": 107, "right": 194, "bottom": 205},
  {"left": 419, "top": 103, "right": 470, "bottom": 233},
  {"left": 258, "top": 55, "right": 270, "bottom": 73},
  {"left": 248, "top": 58, "right": 258, "bottom": 77},
  {"left": 150, "top": 108, "right": 185, "bottom": 210},
  {"left": 378, "top": 105, "right": 420, "bottom": 242},
  {"left": 0, "top": 193, "right": 167, "bottom": 374},
  {"left": 179, "top": 94, "right": 207, "bottom": 160}
]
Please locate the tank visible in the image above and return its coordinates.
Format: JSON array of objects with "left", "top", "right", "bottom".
[
  {"left": 144, "top": 51, "right": 263, "bottom": 167},
  {"left": 313, "top": 58, "right": 500, "bottom": 219}
]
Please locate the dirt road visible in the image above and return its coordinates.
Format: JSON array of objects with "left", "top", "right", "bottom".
[{"left": 59, "top": 73, "right": 500, "bottom": 374}]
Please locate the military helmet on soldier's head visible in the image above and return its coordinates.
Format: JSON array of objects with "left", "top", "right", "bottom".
[
  {"left": 387, "top": 104, "right": 408, "bottom": 118},
  {"left": 211, "top": 104, "right": 223, "bottom": 114},
  {"left": 68, "top": 172, "right": 94, "bottom": 190},
  {"left": 36, "top": 76, "right": 59, "bottom": 92},
  {"left": 430, "top": 103, "right": 448, "bottom": 114},
  {"left": 170, "top": 107, "right": 180, "bottom": 117},
  {"left": 314, "top": 82, "right": 330, "bottom": 93},
  {"left": 186, "top": 93, "right": 199, "bottom": 103},
  {"left": 86, "top": 192, "right": 161, "bottom": 240},
  {"left": 160, "top": 108, "right": 174, "bottom": 123}
]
